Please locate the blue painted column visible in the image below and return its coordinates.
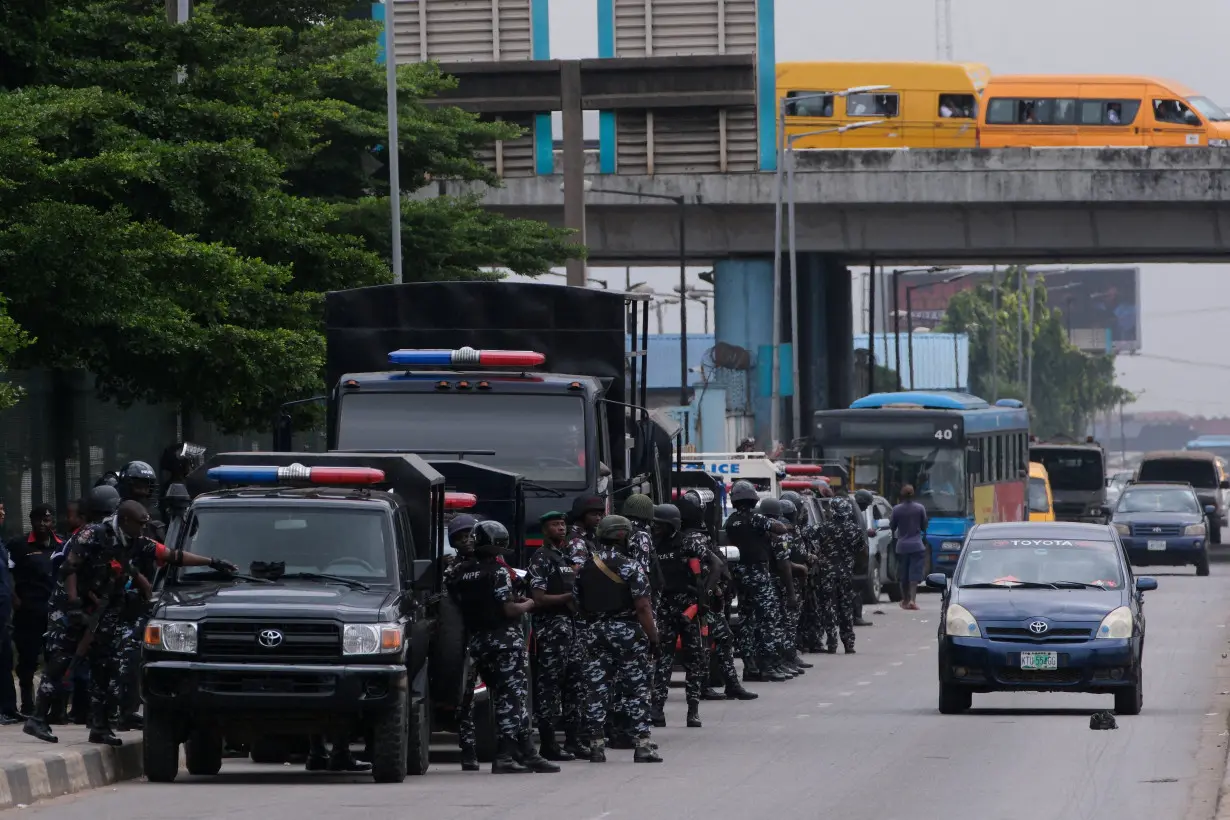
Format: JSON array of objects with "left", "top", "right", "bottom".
[
  {"left": 756, "top": 0, "right": 777, "bottom": 171},
  {"left": 596, "top": 0, "right": 616, "bottom": 174},
  {"left": 530, "top": 0, "right": 554, "bottom": 174},
  {"left": 714, "top": 258, "right": 791, "bottom": 450},
  {"left": 796, "top": 253, "right": 854, "bottom": 428}
]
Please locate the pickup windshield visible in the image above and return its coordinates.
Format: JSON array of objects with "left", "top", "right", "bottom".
[
  {"left": 1030, "top": 448, "right": 1104, "bottom": 492},
  {"left": 180, "top": 503, "right": 396, "bottom": 585},
  {"left": 337, "top": 392, "right": 587, "bottom": 487}
]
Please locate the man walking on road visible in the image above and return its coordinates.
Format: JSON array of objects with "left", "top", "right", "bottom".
[{"left": 891, "top": 485, "right": 929, "bottom": 611}]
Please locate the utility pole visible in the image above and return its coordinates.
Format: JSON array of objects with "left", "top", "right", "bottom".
[
  {"left": 935, "top": 0, "right": 954, "bottom": 61},
  {"left": 991, "top": 265, "right": 999, "bottom": 401}
]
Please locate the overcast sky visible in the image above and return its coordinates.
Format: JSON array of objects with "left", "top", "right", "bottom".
[{"left": 506, "top": 0, "right": 1230, "bottom": 416}]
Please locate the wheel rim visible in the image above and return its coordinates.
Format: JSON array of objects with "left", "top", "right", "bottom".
[{"left": 872, "top": 564, "right": 882, "bottom": 599}]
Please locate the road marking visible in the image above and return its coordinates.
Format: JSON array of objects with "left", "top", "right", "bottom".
[
  {"left": 857, "top": 681, "right": 871, "bottom": 686},
  {"left": 906, "top": 653, "right": 916, "bottom": 657},
  {"left": 839, "top": 691, "right": 853, "bottom": 697},
  {"left": 919, "top": 645, "right": 931, "bottom": 650},
  {"left": 874, "top": 671, "right": 888, "bottom": 676},
  {"left": 891, "top": 661, "right": 904, "bottom": 666},
  {"left": 816, "top": 702, "right": 832, "bottom": 708},
  {"left": 797, "top": 714, "right": 810, "bottom": 719}
]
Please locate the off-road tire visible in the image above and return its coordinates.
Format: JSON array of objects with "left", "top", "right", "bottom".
[
  {"left": 143, "top": 708, "right": 181, "bottom": 783},
  {"left": 407, "top": 692, "right": 430, "bottom": 776},
  {"left": 185, "top": 729, "right": 223, "bottom": 776},
  {"left": 371, "top": 691, "right": 408, "bottom": 783}
]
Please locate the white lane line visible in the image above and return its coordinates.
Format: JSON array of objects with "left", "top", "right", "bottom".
[
  {"left": 891, "top": 661, "right": 904, "bottom": 666},
  {"left": 874, "top": 671, "right": 888, "bottom": 676},
  {"left": 857, "top": 681, "right": 871, "bottom": 686},
  {"left": 839, "top": 691, "right": 853, "bottom": 697},
  {"left": 906, "top": 653, "right": 916, "bottom": 657},
  {"left": 816, "top": 702, "right": 832, "bottom": 708}
]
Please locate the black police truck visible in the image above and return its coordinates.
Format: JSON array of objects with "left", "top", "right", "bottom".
[{"left": 142, "top": 452, "right": 454, "bottom": 784}]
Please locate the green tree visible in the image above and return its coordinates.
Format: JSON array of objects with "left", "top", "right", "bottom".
[
  {"left": 939, "top": 269, "right": 1131, "bottom": 438},
  {"left": 0, "top": 295, "right": 31, "bottom": 411},
  {"left": 0, "top": 0, "right": 577, "bottom": 431}
]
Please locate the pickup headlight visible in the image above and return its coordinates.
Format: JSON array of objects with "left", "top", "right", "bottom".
[
  {"left": 143, "top": 620, "right": 198, "bottom": 654},
  {"left": 941, "top": 541, "right": 963, "bottom": 552},
  {"left": 945, "top": 603, "right": 981, "bottom": 637},
  {"left": 1211, "top": 138, "right": 1227, "bottom": 147},
  {"left": 1096, "top": 606, "right": 1133, "bottom": 639},
  {"left": 342, "top": 624, "right": 403, "bottom": 656},
  {"left": 1113, "top": 523, "right": 1130, "bottom": 536},
  {"left": 1185, "top": 522, "right": 1207, "bottom": 536}
]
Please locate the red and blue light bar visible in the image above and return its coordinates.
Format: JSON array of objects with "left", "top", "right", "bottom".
[
  {"left": 206, "top": 464, "right": 386, "bottom": 485},
  {"left": 388, "top": 347, "right": 545, "bottom": 367},
  {"left": 444, "top": 492, "right": 478, "bottom": 510},
  {"left": 783, "top": 464, "right": 824, "bottom": 475},
  {"left": 781, "top": 479, "right": 828, "bottom": 491}
]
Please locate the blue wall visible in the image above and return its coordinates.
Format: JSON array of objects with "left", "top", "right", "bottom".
[
  {"left": 756, "top": 0, "right": 777, "bottom": 171},
  {"left": 530, "top": 0, "right": 553, "bottom": 174}
]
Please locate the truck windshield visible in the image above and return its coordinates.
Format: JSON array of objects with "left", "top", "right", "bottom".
[
  {"left": 337, "top": 393, "right": 587, "bottom": 486},
  {"left": 180, "top": 505, "right": 396, "bottom": 585},
  {"left": 1030, "top": 449, "right": 1104, "bottom": 492}
]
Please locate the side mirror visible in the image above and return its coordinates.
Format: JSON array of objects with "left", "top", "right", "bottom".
[
  {"left": 924, "top": 572, "right": 949, "bottom": 590},
  {"left": 411, "top": 558, "right": 435, "bottom": 591},
  {"left": 1135, "top": 577, "right": 1158, "bottom": 592},
  {"left": 1219, "top": 480, "right": 1229, "bottom": 490},
  {"left": 1206, "top": 505, "right": 1217, "bottom": 516},
  {"left": 719, "top": 546, "right": 741, "bottom": 564}
]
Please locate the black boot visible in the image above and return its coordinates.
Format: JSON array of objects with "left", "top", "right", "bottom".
[
  {"left": 116, "top": 713, "right": 143, "bottom": 731},
  {"left": 306, "top": 735, "right": 329, "bottom": 770},
  {"left": 492, "top": 738, "right": 531, "bottom": 774},
  {"left": 47, "top": 695, "right": 68, "bottom": 726},
  {"left": 22, "top": 693, "right": 57, "bottom": 744},
  {"left": 791, "top": 652, "right": 814, "bottom": 669},
  {"left": 588, "top": 739, "right": 606, "bottom": 763},
  {"left": 761, "top": 666, "right": 788, "bottom": 682},
  {"left": 700, "top": 687, "right": 727, "bottom": 700},
  {"left": 460, "top": 744, "right": 480, "bottom": 771},
  {"left": 327, "top": 749, "right": 372, "bottom": 772},
  {"left": 650, "top": 707, "right": 666, "bottom": 728},
  {"left": 518, "top": 735, "right": 561, "bottom": 773},
  {"left": 686, "top": 701, "right": 701, "bottom": 728},
  {"left": 725, "top": 681, "right": 759, "bottom": 700},
  {"left": 537, "top": 724, "right": 574, "bottom": 762},
  {"left": 19, "top": 683, "right": 33, "bottom": 718},
  {"left": 843, "top": 644, "right": 856, "bottom": 654},
  {"left": 633, "top": 739, "right": 663, "bottom": 763},
  {"left": 562, "top": 731, "right": 588, "bottom": 759},
  {"left": 88, "top": 724, "right": 123, "bottom": 747}
]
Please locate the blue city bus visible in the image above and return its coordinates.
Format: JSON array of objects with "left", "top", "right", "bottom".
[
  {"left": 1185, "top": 435, "right": 1230, "bottom": 464},
  {"left": 813, "top": 391, "right": 1031, "bottom": 575}
]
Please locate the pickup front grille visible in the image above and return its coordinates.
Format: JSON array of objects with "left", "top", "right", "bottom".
[
  {"left": 199, "top": 672, "right": 336, "bottom": 695},
  {"left": 198, "top": 621, "right": 340, "bottom": 663}
]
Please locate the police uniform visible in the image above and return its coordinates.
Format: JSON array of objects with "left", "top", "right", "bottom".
[
  {"left": 651, "top": 509, "right": 709, "bottom": 727},
  {"left": 820, "top": 499, "right": 860, "bottom": 654},
  {"left": 611, "top": 496, "right": 657, "bottom": 746},
  {"left": 443, "top": 515, "right": 481, "bottom": 770},
  {"left": 526, "top": 513, "right": 585, "bottom": 760},
  {"left": 575, "top": 516, "right": 661, "bottom": 763},
  {"left": 7, "top": 528, "right": 61, "bottom": 716},
  {"left": 724, "top": 498, "right": 788, "bottom": 681},
  {"left": 796, "top": 518, "right": 827, "bottom": 653},
  {"left": 446, "top": 521, "right": 559, "bottom": 774}
]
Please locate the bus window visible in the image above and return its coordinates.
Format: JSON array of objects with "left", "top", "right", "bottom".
[
  {"left": 826, "top": 446, "right": 882, "bottom": 493},
  {"left": 886, "top": 446, "right": 966, "bottom": 516},
  {"left": 1154, "top": 99, "right": 1201, "bottom": 126},
  {"left": 786, "top": 90, "right": 834, "bottom": 117},
  {"left": 938, "top": 94, "right": 976, "bottom": 119},
  {"left": 847, "top": 93, "right": 899, "bottom": 118},
  {"left": 1079, "top": 99, "right": 1140, "bottom": 126}
]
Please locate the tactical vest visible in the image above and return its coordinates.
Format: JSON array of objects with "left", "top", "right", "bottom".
[
  {"left": 449, "top": 561, "right": 516, "bottom": 633},
  {"left": 578, "top": 555, "right": 635, "bottom": 615},
  {"left": 537, "top": 546, "right": 576, "bottom": 610},
  {"left": 725, "top": 510, "right": 771, "bottom": 563},
  {"left": 656, "top": 535, "right": 694, "bottom": 594}
]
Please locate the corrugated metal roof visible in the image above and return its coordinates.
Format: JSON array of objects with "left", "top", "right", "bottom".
[
  {"left": 629, "top": 334, "right": 716, "bottom": 388},
  {"left": 854, "top": 333, "right": 969, "bottom": 391}
]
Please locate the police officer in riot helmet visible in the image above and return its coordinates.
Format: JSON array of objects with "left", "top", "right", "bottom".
[
  {"left": 93, "top": 473, "right": 119, "bottom": 490},
  {"left": 773, "top": 498, "right": 815, "bottom": 672},
  {"left": 442, "top": 513, "right": 481, "bottom": 770},
  {"left": 447, "top": 521, "right": 559, "bottom": 774},
  {"left": 725, "top": 481, "right": 795, "bottom": 683},
  {"left": 117, "top": 462, "right": 165, "bottom": 541}
]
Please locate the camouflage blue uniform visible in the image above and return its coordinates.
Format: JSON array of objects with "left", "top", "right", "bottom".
[
  {"left": 613, "top": 521, "right": 656, "bottom": 732},
  {"left": 725, "top": 509, "right": 785, "bottom": 673},
  {"left": 820, "top": 499, "right": 860, "bottom": 652},
  {"left": 575, "top": 545, "right": 654, "bottom": 744},
  {"left": 565, "top": 523, "right": 596, "bottom": 742},
  {"left": 442, "top": 556, "right": 479, "bottom": 756},
  {"left": 652, "top": 528, "right": 710, "bottom": 712},
  {"left": 771, "top": 531, "right": 800, "bottom": 662},
  {"left": 527, "top": 542, "right": 585, "bottom": 736},
  {"left": 446, "top": 559, "right": 532, "bottom": 751},
  {"left": 796, "top": 522, "right": 826, "bottom": 653}
]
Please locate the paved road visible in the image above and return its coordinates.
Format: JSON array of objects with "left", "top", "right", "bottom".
[{"left": 24, "top": 566, "right": 1230, "bottom": 820}]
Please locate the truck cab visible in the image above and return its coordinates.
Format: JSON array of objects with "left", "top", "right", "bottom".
[
  {"left": 1029, "top": 437, "right": 1108, "bottom": 524},
  {"left": 142, "top": 452, "right": 453, "bottom": 784}
]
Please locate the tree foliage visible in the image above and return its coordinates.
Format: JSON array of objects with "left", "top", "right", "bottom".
[
  {"left": 0, "top": 295, "right": 31, "bottom": 411},
  {"left": 939, "top": 269, "right": 1132, "bottom": 437},
  {"left": 0, "top": 0, "right": 577, "bottom": 429}
]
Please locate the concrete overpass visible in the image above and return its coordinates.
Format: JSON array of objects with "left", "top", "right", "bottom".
[{"left": 415, "top": 147, "right": 1230, "bottom": 264}]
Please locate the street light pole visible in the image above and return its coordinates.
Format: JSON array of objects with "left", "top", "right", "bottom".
[
  {"left": 906, "top": 285, "right": 915, "bottom": 389},
  {"left": 382, "top": 0, "right": 403, "bottom": 284},
  {"left": 892, "top": 269, "right": 903, "bottom": 390},
  {"left": 1026, "top": 272, "right": 1036, "bottom": 407}
]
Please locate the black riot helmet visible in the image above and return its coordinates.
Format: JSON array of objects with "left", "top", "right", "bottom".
[
  {"left": 652, "top": 504, "right": 681, "bottom": 534},
  {"left": 778, "top": 499, "right": 797, "bottom": 522},
  {"left": 779, "top": 490, "right": 803, "bottom": 507},
  {"left": 160, "top": 482, "right": 191, "bottom": 520},
  {"left": 677, "top": 496, "right": 705, "bottom": 529},
  {"left": 471, "top": 520, "right": 510, "bottom": 557},
  {"left": 756, "top": 497, "right": 782, "bottom": 518},
  {"left": 118, "top": 461, "right": 157, "bottom": 501},
  {"left": 86, "top": 485, "right": 121, "bottom": 519},
  {"left": 854, "top": 489, "right": 874, "bottom": 511},
  {"left": 729, "top": 480, "right": 759, "bottom": 508},
  {"left": 94, "top": 472, "right": 120, "bottom": 489}
]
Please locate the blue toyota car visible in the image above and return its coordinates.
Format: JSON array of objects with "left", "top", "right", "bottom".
[
  {"left": 1111, "top": 481, "right": 1211, "bottom": 576},
  {"left": 927, "top": 521, "right": 1156, "bottom": 716}
]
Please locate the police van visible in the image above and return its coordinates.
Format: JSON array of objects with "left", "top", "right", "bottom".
[{"left": 681, "top": 452, "right": 782, "bottom": 516}]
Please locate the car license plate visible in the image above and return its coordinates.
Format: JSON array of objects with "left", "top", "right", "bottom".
[
  {"left": 1020, "top": 651, "right": 1057, "bottom": 671},
  {"left": 1147, "top": 540, "right": 1167, "bottom": 551}
]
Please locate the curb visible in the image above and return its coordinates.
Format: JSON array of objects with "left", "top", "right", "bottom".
[{"left": 0, "top": 739, "right": 142, "bottom": 810}]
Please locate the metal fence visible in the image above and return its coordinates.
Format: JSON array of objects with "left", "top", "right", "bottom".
[{"left": 0, "top": 369, "right": 324, "bottom": 535}]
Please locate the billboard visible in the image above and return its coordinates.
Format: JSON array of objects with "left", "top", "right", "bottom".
[{"left": 888, "top": 267, "right": 1141, "bottom": 354}]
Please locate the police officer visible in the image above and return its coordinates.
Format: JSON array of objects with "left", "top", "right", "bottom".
[
  {"left": 774, "top": 498, "right": 814, "bottom": 673},
  {"left": 443, "top": 514, "right": 482, "bottom": 771},
  {"left": 821, "top": 497, "right": 861, "bottom": 654},
  {"left": 756, "top": 498, "right": 800, "bottom": 679},
  {"left": 7, "top": 504, "right": 62, "bottom": 718},
  {"left": 116, "top": 462, "right": 165, "bottom": 540},
  {"left": 575, "top": 515, "right": 662, "bottom": 763},
  {"left": 527, "top": 511, "right": 584, "bottom": 762},
  {"left": 724, "top": 482, "right": 793, "bottom": 683},
  {"left": 566, "top": 495, "right": 605, "bottom": 570},
  {"left": 651, "top": 502, "right": 724, "bottom": 728},
  {"left": 446, "top": 520, "right": 559, "bottom": 774},
  {"left": 852, "top": 490, "right": 877, "bottom": 627},
  {"left": 25, "top": 500, "right": 235, "bottom": 745},
  {"left": 610, "top": 494, "right": 657, "bottom": 747}
]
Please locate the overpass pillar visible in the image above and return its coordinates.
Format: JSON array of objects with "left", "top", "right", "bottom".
[{"left": 794, "top": 253, "right": 853, "bottom": 440}]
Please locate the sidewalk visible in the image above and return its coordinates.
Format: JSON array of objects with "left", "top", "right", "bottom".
[{"left": 0, "top": 724, "right": 142, "bottom": 810}]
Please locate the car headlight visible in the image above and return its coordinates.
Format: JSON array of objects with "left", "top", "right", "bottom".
[
  {"left": 143, "top": 620, "right": 198, "bottom": 654},
  {"left": 941, "top": 541, "right": 963, "bottom": 552},
  {"left": 1185, "top": 522, "right": 1207, "bottom": 536},
  {"left": 945, "top": 603, "right": 981, "bottom": 637},
  {"left": 1113, "top": 523, "right": 1129, "bottom": 535},
  {"left": 342, "top": 624, "right": 403, "bottom": 656},
  {"left": 1096, "top": 606, "right": 1133, "bottom": 639},
  {"left": 1211, "top": 138, "right": 1227, "bottom": 147}
]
